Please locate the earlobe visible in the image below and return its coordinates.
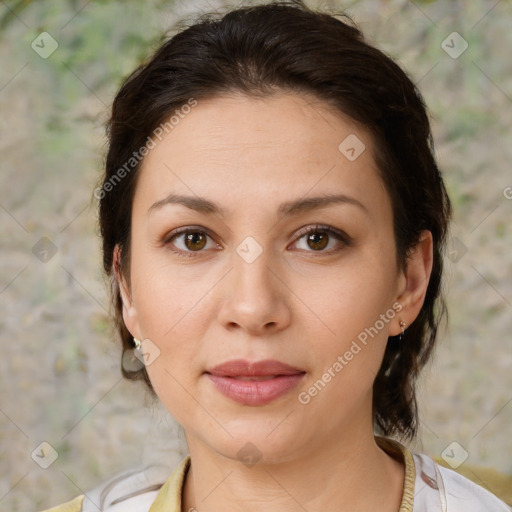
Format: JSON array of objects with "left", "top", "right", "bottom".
[{"left": 393, "top": 230, "right": 434, "bottom": 334}]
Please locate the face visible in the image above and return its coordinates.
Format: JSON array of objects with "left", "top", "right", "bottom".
[{"left": 117, "top": 92, "right": 427, "bottom": 464}]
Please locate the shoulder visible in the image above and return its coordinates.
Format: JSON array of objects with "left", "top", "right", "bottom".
[
  {"left": 437, "top": 463, "right": 511, "bottom": 511},
  {"left": 411, "top": 451, "right": 511, "bottom": 511}
]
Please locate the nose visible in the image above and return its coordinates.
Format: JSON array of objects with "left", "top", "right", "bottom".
[{"left": 217, "top": 247, "right": 292, "bottom": 336}]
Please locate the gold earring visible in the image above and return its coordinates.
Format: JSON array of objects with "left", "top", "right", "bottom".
[
  {"left": 133, "top": 337, "right": 142, "bottom": 350},
  {"left": 399, "top": 321, "right": 406, "bottom": 342}
]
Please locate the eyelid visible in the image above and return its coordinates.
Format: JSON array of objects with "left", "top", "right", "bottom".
[
  {"left": 292, "top": 224, "right": 350, "bottom": 242},
  {"left": 163, "top": 225, "right": 218, "bottom": 244}
]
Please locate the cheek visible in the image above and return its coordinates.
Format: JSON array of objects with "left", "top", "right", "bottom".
[
  {"left": 296, "top": 245, "right": 398, "bottom": 392},
  {"left": 134, "top": 283, "right": 210, "bottom": 366},
  {"left": 131, "top": 246, "right": 212, "bottom": 334},
  {"left": 296, "top": 246, "right": 397, "bottom": 337},
  {"left": 129, "top": 250, "right": 212, "bottom": 388},
  {"left": 135, "top": 267, "right": 210, "bottom": 424}
]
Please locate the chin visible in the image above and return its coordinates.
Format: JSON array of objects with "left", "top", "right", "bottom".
[{"left": 200, "top": 420, "right": 309, "bottom": 467}]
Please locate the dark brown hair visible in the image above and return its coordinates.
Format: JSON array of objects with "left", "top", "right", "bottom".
[{"left": 98, "top": 0, "right": 451, "bottom": 440}]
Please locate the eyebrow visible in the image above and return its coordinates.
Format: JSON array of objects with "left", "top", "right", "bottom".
[{"left": 147, "top": 192, "right": 368, "bottom": 218}]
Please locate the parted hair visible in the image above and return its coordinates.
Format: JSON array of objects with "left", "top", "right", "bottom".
[{"left": 98, "top": 0, "right": 451, "bottom": 440}]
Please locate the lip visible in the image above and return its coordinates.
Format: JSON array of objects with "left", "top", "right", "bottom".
[{"left": 205, "top": 359, "right": 306, "bottom": 406}]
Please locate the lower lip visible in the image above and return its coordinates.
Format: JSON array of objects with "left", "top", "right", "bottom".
[{"left": 206, "top": 373, "right": 305, "bottom": 406}]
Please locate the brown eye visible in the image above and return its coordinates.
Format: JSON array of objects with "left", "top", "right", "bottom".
[
  {"left": 165, "top": 227, "right": 218, "bottom": 257},
  {"left": 306, "top": 231, "right": 329, "bottom": 251},
  {"left": 183, "top": 232, "right": 207, "bottom": 251},
  {"left": 293, "top": 224, "right": 351, "bottom": 254}
]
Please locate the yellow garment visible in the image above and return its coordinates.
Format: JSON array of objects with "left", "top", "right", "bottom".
[
  {"left": 148, "top": 456, "right": 190, "bottom": 512},
  {"left": 41, "top": 495, "right": 84, "bottom": 512}
]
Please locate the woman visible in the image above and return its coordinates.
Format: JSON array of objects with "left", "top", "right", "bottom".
[{"left": 43, "top": 1, "right": 510, "bottom": 511}]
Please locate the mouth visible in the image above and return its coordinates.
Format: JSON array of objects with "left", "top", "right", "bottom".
[{"left": 205, "top": 359, "right": 305, "bottom": 406}]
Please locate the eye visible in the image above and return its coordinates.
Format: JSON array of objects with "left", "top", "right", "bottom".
[
  {"left": 292, "top": 224, "right": 351, "bottom": 253},
  {"left": 164, "top": 226, "right": 220, "bottom": 257},
  {"left": 163, "top": 224, "right": 351, "bottom": 258}
]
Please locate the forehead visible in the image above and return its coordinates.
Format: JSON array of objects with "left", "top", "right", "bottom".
[{"left": 134, "top": 92, "right": 390, "bottom": 223}]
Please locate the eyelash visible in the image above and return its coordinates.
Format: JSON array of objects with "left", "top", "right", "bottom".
[{"left": 163, "top": 224, "right": 351, "bottom": 259}]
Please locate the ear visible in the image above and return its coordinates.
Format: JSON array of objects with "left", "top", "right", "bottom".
[
  {"left": 113, "top": 244, "right": 141, "bottom": 339},
  {"left": 391, "top": 230, "right": 434, "bottom": 335}
]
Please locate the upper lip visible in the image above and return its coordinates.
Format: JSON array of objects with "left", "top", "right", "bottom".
[{"left": 206, "top": 359, "right": 305, "bottom": 377}]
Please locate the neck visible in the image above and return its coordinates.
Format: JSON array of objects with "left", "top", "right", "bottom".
[{"left": 182, "top": 422, "right": 404, "bottom": 512}]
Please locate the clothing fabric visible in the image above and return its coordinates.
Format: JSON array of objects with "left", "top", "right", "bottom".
[{"left": 41, "top": 438, "right": 511, "bottom": 512}]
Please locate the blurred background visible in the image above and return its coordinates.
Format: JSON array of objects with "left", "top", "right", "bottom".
[{"left": 1, "top": 0, "right": 511, "bottom": 509}]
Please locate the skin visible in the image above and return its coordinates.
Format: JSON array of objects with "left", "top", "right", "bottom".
[{"left": 115, "top": 92, "right": 433, "bottom": 512}]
